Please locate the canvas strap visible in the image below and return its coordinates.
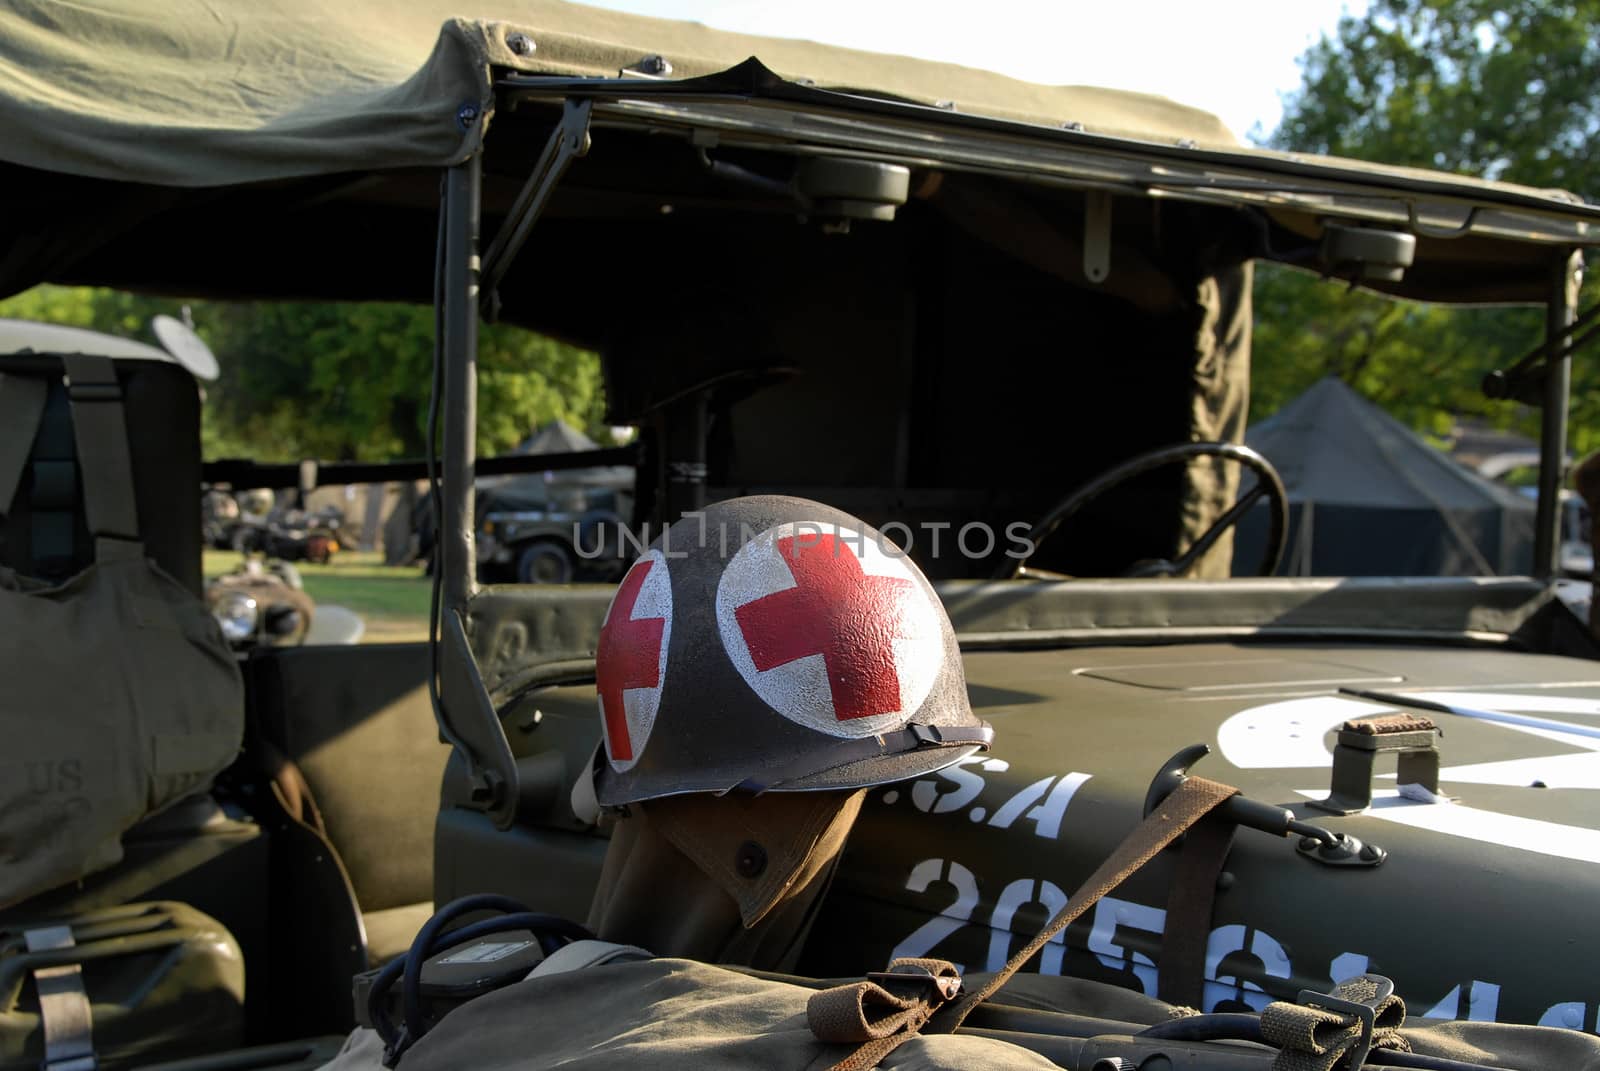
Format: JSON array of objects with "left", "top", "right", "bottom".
[
  {"left": 24, "top": 925, "right": 97, "bottom": 1071},
  {"left": 1158, "top": 810, "right": 1237, "bottom": 1008},
  {"left": 1262, "top": 975, "right": 1409, "bottom": 1071},
  {"left": 807, "top": 958, "right": 962, "bottom": 1071},
  {"left": 0, "top": 371, "right": 48, "bottom": 517},
  {"left": 808, "top": 776, "right": 1239, "bottom": 1069},
  {"left": 61, "top": 353, "right": 140, "bottom": 556}
]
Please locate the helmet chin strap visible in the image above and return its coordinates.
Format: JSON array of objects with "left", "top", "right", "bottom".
[
  {"left": 569, "top": 743, "right": 605, "bottom": 827},
  {"left": 734, "top": 722, "right": 993, "bottom": 793}
]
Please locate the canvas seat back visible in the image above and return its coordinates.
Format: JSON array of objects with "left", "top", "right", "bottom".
[
  {"left": 0, "top": 352, "right": 204, "bottom": 595},
  {"left": 0, "top": 353, "right": 243, "bottom": 909},
  {"left": 246, "top": 642, "right": 451, "bottom": 965}
]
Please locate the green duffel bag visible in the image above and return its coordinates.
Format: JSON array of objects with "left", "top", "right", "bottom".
[{"left": 0, "top": 355, "right": 244, "bottom": 909}]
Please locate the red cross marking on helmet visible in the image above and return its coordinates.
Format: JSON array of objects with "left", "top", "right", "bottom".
[
  {"left": 735, "top": 533, "right": 915, "bottom": 719},
  {"left": 598, "top": 558, "right": 666, "bottom": 761}
]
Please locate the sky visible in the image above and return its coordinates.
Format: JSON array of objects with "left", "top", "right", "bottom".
[{"left": 580, "top": 0, "right": 1369, "bottom": 143}]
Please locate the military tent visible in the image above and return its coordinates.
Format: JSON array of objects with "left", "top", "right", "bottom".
[
  {"left": 1233, "top": 377, "right": 1536, "bottom": 577},
  {"left": 479, "top": 419, "right": 633, "bottom": 509}
]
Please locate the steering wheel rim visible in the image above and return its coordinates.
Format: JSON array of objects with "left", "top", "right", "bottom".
[{"left": 1000, "top": 441, "right": 1289, "bottom": 580}]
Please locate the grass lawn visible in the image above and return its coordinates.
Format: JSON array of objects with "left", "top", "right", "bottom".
[{"left": 204, "top": 549, "right": 431, "bottom": 643}]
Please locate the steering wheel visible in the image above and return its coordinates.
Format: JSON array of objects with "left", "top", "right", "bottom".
[{"left": 1000, "top": 441, "right": 1289, "bottom": 580}]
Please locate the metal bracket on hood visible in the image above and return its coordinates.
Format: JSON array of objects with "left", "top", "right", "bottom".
[
  {"left": 1144, "top": 744, "right": 1387, "bottom": 868},
  {"left": 1310, "top": 714, "right": 1442, "bottom": 817},
  {"left": 1295, "top": 830, "right": 1387, "bottom": 868}
]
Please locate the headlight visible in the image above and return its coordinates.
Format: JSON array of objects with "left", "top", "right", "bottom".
[{"left": 214, "top": 592, "right": 259, "bottom": 643}]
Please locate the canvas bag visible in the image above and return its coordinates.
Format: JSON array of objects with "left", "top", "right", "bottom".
[
  {"left": 322, "top": 955, "right": 1060, "bottom": 1071},
  {"left": 0, "top": 355, "right": 244, "bottom": 908},
  {"left": 321, "top": 948, "right": 1600, "bottom": 1071}
]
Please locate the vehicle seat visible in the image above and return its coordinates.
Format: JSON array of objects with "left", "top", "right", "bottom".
[
  {"left": 0, "top": 347, "right": 252, "bottom": 1065},
  {"left": 0, "top": 354, "right": 203, "bottom": 594},
  {"left": 247, "top": 643, "right": 451, "bottom": 965}
]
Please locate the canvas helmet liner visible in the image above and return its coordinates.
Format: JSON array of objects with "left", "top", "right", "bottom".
[{"left": 592, "top": 495, "right": 992, "bottom": 807}]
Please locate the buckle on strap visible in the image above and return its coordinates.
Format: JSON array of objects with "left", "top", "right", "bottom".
[
  {"left": 866, "top": 965, "right": 962, "bottom": 1003},
  {"left": 64, "top": 381, "right": 121, "bottom": 403},
  {"left": 24, "top": 926, "right": 98, "bottom": 1071},
  {"left": 62, "top": 355, "right": 122, "bottom": 403},
  {"left": 1292, "top": 973, "right": 1398, "bottom": 1071}
]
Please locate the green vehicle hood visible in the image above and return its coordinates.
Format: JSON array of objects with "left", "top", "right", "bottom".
[{"left": 802, "top": 639, "right": 1600, "bottom": 1029}]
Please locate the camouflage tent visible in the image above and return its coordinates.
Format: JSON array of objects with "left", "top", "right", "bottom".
[{"left": 482, "top": 419, "right": 633, "bottom": 512}]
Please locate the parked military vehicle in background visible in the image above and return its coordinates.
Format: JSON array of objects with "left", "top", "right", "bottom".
[
  {"left": 1, "top": 3, "right": 1599, "bottom": 1069},
  {"left": 477, "top": 484, "right": 633, "bottom": 583},
  {"left": 473, "top": 419, "right": 635, "bottom": 583}
]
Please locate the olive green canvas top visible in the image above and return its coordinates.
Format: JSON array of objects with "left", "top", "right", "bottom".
[
  {"left": 0, "top": 0, "right": 1237, "bottom": 187},
  {"left": 0, "top": 0, "right": 1592, "bottom": 305},
  {"left": 0, "top": 0, "right": 1587, "bottom": 211}
]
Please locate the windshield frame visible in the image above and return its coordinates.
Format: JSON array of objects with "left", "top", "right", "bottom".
[{"left": 425, "top": 79, "right": 1592, "bottom": 832}]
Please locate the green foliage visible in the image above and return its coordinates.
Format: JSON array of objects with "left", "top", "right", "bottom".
[
  {"left": 1253, "top": 265, "right": 1547, "bottom": 443},
  {"left": 0, "top": 286, "right": 608, "bottom": 462},
  {"left": 1274, "top": 0, "right": 1600, "bottom": 191},
  {"left": 1259, "top": 0, "right": 1600, "bottom": 456}
]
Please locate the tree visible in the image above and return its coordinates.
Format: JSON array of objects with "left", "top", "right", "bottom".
[
  {"left": 1258, "top": 0, "right": 1600, "bottom": 454},
  {"left": 0, "top": 287, "right": 609, "bottom": 461},
  {"left": 1275, "top": 1, "right": 1600, "bottom": 192}
]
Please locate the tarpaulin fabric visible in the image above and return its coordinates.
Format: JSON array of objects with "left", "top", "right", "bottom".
[
  {"left": 1, "top": 0, "right": 1592, "bottom": 216},
  {"left": 1182, "top": 264, "right": 1254, "bottom": 578},
  {"left": 318, "top": 957, "right": 1059, "bottom": 1070},
  {"left": 0, "top": 0, "right": 1236, "bottom": 189},
  {"left": 314, "top": 953, "right": 1600, "bottom": 1071},
  {"left": 0, "top": 0, "right": 1593, "bottom": 313}
]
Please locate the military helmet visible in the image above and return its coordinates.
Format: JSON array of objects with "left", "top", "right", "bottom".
[{"left": 592, "top": 495, "right": 992, "bottom": 807}]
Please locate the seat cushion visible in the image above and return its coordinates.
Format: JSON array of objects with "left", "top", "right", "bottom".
[
  {"left": 248, "top": 644, "right": 450, "bottom": 914},
  {"left": 363, "top": 901, "right": 433, "bottom": 967}
]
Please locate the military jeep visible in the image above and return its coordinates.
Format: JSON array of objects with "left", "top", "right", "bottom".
[{"left": 1, "top": 2, "right": 1598, "bottom": 1068}]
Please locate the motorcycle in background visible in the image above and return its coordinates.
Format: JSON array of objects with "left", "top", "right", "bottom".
[
  {"left": 206, "top": 556, "right": 365, "bottom": 650},
  {"left": 204, "top": 488, "right": 345, "bottom": 564}
]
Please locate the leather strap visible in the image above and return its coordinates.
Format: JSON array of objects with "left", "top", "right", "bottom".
[
  {"left": 24, "top": 925, "right": 97, "bottom": 1071},
  {"left": 810, "top": 776, "right": 1239, "bottom": 1069},
  {"left": 0, "top": 372, "right": 48, "bottom": 517},
  {"left": 936, "top": 776, "right": 1238, "bottom": 1031},
  {"left": 1158, "top": 810, "right": 1237, "bottom": 1008},
  {"left": 60, "top": 354, "right": 140, "bottom": 553}
]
